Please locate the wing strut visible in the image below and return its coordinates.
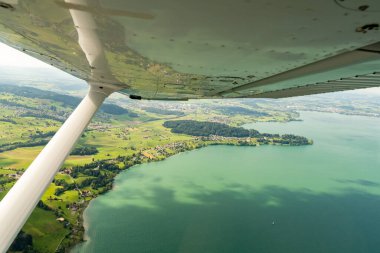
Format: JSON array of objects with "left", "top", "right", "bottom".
[{"left": 0, "top": 85, "right": 114, "bottom": 252}]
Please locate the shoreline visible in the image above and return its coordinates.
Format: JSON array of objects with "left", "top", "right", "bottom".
[{"left": 63, "top": 135, "right": 312, "bottom": 252}]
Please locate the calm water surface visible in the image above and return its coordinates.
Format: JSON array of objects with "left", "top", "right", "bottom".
[{"left": 73, "top": 112, "right": 380, "bottom": 253}]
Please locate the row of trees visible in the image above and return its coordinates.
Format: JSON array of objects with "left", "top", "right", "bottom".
[
  {"left": 0, "top": 139, "right": 49, "bottom": 153},
  {"left": 0, "top": 130, "right": 57, "bottom": 153}
]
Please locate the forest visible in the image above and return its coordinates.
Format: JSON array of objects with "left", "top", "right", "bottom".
[{"left": 163, "top": 120, "right": 260, "bottom": 137}]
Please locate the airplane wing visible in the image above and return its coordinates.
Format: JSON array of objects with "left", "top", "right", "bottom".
[
  {"left": 1, "top": 2, "right": 380, "bottom": 251},
  {"left": 0, "top": 0, "right": 379, "bottom": 100}
]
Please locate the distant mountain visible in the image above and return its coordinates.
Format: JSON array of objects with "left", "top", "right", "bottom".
[
  {"left": 0, "top": 84, "right": 137, "bottom": 117},
  {"left": 0, "top": 66, "right": 87, "bottom": 93}
]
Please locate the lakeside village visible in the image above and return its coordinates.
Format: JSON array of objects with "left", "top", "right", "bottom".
[{"left": 4, "top": 126, "right": 312, "bottom": 252}]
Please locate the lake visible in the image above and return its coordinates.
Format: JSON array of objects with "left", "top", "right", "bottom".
[{"left": 73, "top": 112, "right": 380, "bottom": 253}]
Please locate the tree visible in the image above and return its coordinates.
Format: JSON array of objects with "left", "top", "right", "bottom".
[{"left": 9, "top": 230, "right": 34, "bottom": 252}]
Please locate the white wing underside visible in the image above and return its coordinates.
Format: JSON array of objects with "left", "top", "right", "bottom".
[{"left": 0, "top": 0, "right": 379, "bottom": 99}]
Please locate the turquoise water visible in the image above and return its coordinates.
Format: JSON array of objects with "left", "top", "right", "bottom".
[{"left": 73, "top": 112, "right": 380, "bottom": 253}]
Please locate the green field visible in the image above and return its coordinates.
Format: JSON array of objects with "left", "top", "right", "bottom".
[{"left": 23, "top": 208, "right": 70, "bottom": 253}]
